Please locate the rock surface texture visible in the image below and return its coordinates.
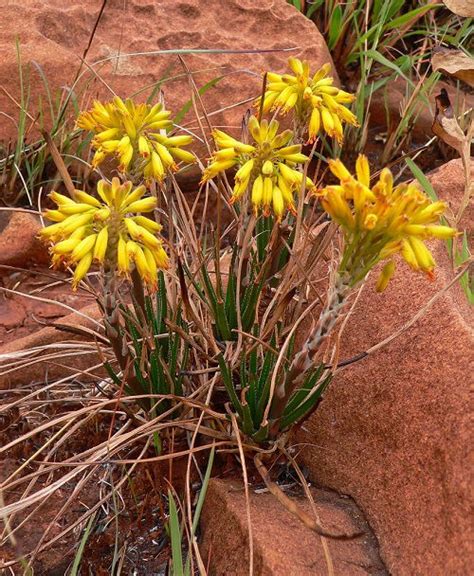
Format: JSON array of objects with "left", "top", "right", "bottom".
[
  {"left": 0, "top": 0, "right": 336, "bottom": 146},
  {"left": 295, "top": 159, "right": 474, "bottom": 575},
  {"left": 200, "top": 478, "right": 388, "bottom": 576},
  {"left": 0, "top": 303, "right": 102, "bottom": 389}
]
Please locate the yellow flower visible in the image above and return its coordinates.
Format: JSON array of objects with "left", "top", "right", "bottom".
[
  {"left": 77, "top": 97, "right": 195, "bottom": 183},
  {"left": 202, "top": 115, "right": 315, "bottom": 220},
  {"left": 317, "top": 154, "right": 456, "bottom": 288},
  {"left": 40, "top": 178, "right": 168, "bottom": 290},
  {"left": 256, "top": 57, "right": 358, "bottom": 144}
]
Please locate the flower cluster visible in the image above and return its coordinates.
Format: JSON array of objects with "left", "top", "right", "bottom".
[
  {"left": 257, "top": 57, "right": 358, "bottom": 143},
  {"left": 317, "top": 155, "right": 456, "bottom": 289},
  {"left": 40, "top": 178, "right": 168, "bottom": 290},
  {"left": 77, "top": 97, "right": 195, "bottom": 183},
  {"left": 202, "top": 115, "right": 315, "bottom": 220}
]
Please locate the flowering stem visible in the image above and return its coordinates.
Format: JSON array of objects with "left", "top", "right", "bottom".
[
  {"left": 131, "top": 267, "right": 146, "bottom": 318},
  {"left": 101, "top": 222, "right": 145, "bottom": 402},
  {"left": 270, "top": 270, "right": 351, "bottom": 429}
]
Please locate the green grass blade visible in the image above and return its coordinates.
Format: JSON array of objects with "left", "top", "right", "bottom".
[
  {"left": 191, "top": 445, "right": 215, "bottom": 536},
  {"left": 364, "top": 49, "right": 416, "bottom": 89},
  {"left": 103, "top": 361, "right": 123, "bottom": 387},
  {"left": 328, "top": 4, "right": 343, "bottom": 50},
  {"left": 384, "top": 4, "right": 442, "bottom": 32},
  {"left": 69, "top": 512, "right": 97, "bottom": 576},
  {"left": 183, "top": 445, "right": 216, "bottom": 574},
  {"left": 174, "top": 76, "right": 224, "bottom": 125},
  {"left": 168, "top": 490, "right": 184, "bottom": 576},
  {"left": 405, "top": 157, "right": 437, "bottom": 201}
]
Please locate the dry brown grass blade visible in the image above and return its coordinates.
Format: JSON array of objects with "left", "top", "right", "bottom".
[
  {"left": 177, "top": 259, "right": 220, "bottom": 355},
  {"left": 282, "top": 446, "right": 334, "bottom": 576},
  {"left": 51, "top": 321, "right": 109, "bottom": 344},
  {"left": 254, "top": 453, "right": 362, "bottom": 541},
  {"left": 40, "top": 129, "right": 76, "bottom": 197},
  {"left": 27, "top": 440, "right": 151, "bottom": 568},
  {"left": 229, "top": 411, "right": 254, "bottom": 576},
  {"left": 0, "top": 285, "right": 101, "bottom": 327}
]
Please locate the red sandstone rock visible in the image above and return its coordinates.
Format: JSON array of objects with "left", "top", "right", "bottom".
[
  {"left": 0, "top": 297, "right": 26, "bottom": 331},
  {"left": 295, "top": 159, "right": 474, "bottom": 575},
  {"left": 429, "top": 158, "right": 474, "bottom": 237},
  {"left": 0, "top": 0, "right": 336, "bottom": 147},
  {"left": 0, "top": 302, "right": 103, "bottom": 389},
  {"left": 0, "top": 211, "right": 49, "bottom": 270},
  {"left": 200, "top": 478, "right": 387, "bottom": 576}
]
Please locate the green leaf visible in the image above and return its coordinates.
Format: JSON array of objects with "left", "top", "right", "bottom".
[
  {"left": 283, "top": 364, "right": 324, "bottom": 415},
  {"left": 241, "top": 402, "right": 255, "bottom": 436},
  {"left": 200, "top": 260, "right": 232, "bottom": 340},
  {"left": 255, "top": 348, "right": 276, "bottom": 420},
  {"left": 224, "top": 248, "right": 238, "bottom": 329},
  {"left": 252, "top": 422, "right": 270, "bottom": 443},
  {"left": 145, "top": 295, "right": 159, "bottom": 336},
  {"left": 257, "top": 347, "right": 275, "bottom": 397},
  {"left": 215, "top": 300, "right": 233, "bottom": 341},
  {"left": 241, "top": 279, "right": 266, "bottom": 332},
  {"left": 280, "top": 372, "right": 331, "bottom": 430},
  {"left": 169, "top": 308, "right": 182, "bottom": 378},
  {"left": 306, "top": 0, "right": 324, "bottom": 19},
  {"left": 103, "top": 362, "right": 122, "bottom": 386},
  {"left": 218, "top": 354, "right": 243, "bottom": 418},
  {"left": 385, "top": 0, "right": 405, "bottom": 21}
]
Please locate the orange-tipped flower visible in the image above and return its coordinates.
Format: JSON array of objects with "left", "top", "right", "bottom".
[{"left": 317, "top": 155, "right": 457, "bottom": 288}]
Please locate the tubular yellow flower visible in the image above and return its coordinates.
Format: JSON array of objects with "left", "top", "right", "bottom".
[
  {"left": 317, "top": 154, "right": 457, "bottom": 287},
  {"left": 376, "top": 260, "right": 396, "bottom": 292},
  {"left": 118, "top": 236, "right": 130, "bottom": 275},
  {"left": 202, "top": 116, "right": 315, "bottom": 220},
  {"left": 77, "top": 97, "right": 194, "bottom": 183},
  {"left": 256, "top": 57, "right": 358, "bottom": 143},
  {"left": 71, "top": 234, "right": 97, "bottom": 262},
  {"left": 72, "top": 253, "right": 93, "bottom": 290},
  {"left": 93, "top": 226, "right": 109, "bottom": 263},
  {"left": 40, "top": 177, "right": 168, "bottom": 291}
]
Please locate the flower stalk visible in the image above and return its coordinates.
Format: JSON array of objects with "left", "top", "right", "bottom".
[
  {"left": 270, "top": 155, "right": 456, "bottom": 430},
  {"left": 269, "top": 270, "right": 350, "bottom": 429}
]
